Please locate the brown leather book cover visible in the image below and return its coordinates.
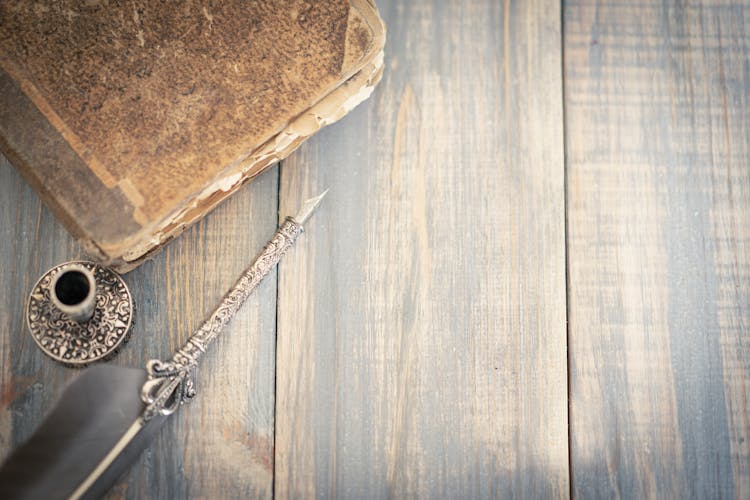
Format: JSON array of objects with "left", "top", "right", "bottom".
[{"left": 0, "top": 0, "right": 384, "bottom": 271}]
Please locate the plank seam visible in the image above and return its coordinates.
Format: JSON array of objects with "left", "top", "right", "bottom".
[
  {"left": 560, "top": 0, "right": 574, "bottom": 498},
  {"left": 271, "top": 161, "right": 283, "bottom": 500}
]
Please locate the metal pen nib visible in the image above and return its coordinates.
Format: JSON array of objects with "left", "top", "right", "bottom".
[{"left": 292, "top": 189, "right": 329, "bottom": 225}]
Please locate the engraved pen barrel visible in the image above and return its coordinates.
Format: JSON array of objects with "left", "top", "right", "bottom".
[
  {"left": 142, "top": 189, "right": 326, "bottom": 420},
  {"left": 171, "top": 217, "right": 304, "bottom": 369}
]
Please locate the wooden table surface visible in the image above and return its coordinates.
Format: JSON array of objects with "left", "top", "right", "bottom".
[{"left": 1, "top": 0, "right": 748, "bottom": 498}]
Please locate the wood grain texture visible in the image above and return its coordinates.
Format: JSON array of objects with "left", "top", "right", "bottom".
[
  {"left": 274, "top": 0, "right": 568, "bottom": 497},
  {"left": 0, "top": 156, "right": 280, "bottom": 499},
  {"left": 565, "top": 0, "right": 750, "bottom": 498},
  {"left": 2, "top": 0, "right": 749, "bottom": 497}
]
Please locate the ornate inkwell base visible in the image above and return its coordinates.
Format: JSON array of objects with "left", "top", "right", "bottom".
[{"left": 26, "top": 261, "right": 134, "bottom": 367}]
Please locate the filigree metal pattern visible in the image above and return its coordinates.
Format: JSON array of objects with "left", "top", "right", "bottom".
[
  {"left": 141, "top": 218, "right": 303, "bottom": 420},
  {"left": 26, "top": 261, "right": 134, "bottom": 366}
]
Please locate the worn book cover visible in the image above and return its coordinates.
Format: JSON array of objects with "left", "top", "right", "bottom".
[{"left": 0, "top": 0, "right": 385, "bottom": 271}]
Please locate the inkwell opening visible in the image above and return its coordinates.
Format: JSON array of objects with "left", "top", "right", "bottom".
[
  {"left": 50, "top": 265, "right": 97, "bottom": 323},
  {"left": 55, "top": 271, "right": 90, "bottom": 306}
]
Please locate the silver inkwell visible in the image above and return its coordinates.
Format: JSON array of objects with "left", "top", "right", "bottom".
[{"left": 26, "top": 261, "right": 134, "bottom": 367}]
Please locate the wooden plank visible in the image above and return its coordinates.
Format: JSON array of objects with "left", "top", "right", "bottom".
[
  {"left": 274, "top": 0, "right": 568, "bottom": 497},
  {"left": 565, "top": 1, "right": 750, "bottom": 497},
  {"left": 0, "top": 156, "right": 279, "bottom": 498}
]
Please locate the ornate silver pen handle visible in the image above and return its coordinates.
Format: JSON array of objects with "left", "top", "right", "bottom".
[{"left": 141, "top": 192, "right": 327, "bottom": 421}]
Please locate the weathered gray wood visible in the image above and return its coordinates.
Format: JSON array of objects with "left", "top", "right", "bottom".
[
  {"left": 0, "top": 156, "right": 279, "bottom": 498},
  {"left": 565, "top": 0, "right": 750, "bottom": 498},
  {"left": 274, "top": 0, "right": 569, "bottom": 497},
  {"left": 4, "top": 1, "right": 749, "bottom": 497}
]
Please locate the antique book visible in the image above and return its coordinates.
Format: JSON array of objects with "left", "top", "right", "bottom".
[{"left": 0, "top": 0, "right": 384, "bottom": 271}]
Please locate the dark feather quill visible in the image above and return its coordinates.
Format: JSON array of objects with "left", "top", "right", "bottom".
[{"left": 0, "top": 365, "right": 165, "bottom": 499}]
